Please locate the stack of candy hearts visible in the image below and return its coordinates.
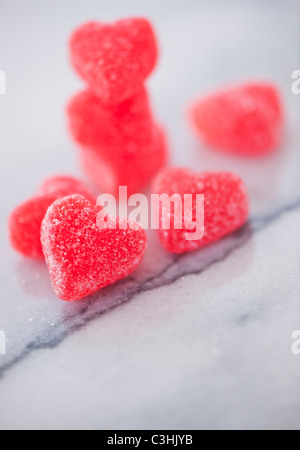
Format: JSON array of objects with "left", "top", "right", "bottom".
[{"left": 68, "top": 18, "right": 168, "bottom": 195}]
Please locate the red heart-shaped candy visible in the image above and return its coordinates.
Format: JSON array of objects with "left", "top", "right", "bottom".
[
  {"left": 152, "top": 167, "right": 249, "bottom": 254},
  {"left": 67, "top": 88, "right": 168, "bottom": 195},
  {"left": 9, "top": 176, "right": 96, "bottom": 259},
  {"left": 190, "top": 82, "right": 283, "bottom": 156},
  {"left": 70, "top": 18, "right": 158, "bottom": 104},
  {"left": 41, "top": 195, "right": 147, "bottom": 301}
]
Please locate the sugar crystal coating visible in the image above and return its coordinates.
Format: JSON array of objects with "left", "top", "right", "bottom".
[
  {"left": 41, "top": 195, "right": 147, "bottom": 301},
  {"left": 152, "top": 167, "right": 249, "bottom": 254},
  {"left": 67, "top": 88, "right": 167, "bottom": 194},
  {"left": 190, "top": 82, "right": 283, "bottom": 156},
  {"left": 70, "top": 18, "right": 158, "bottom": 104},
  {"left": 9, "top": 175, "right": 96, "bottom": 259}
]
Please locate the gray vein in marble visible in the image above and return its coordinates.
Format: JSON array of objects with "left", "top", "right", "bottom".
[{"left": 0, "top": 195, "right": 300, "bottom": 379}]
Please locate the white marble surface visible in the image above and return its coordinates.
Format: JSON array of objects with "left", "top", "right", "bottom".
[{"left": 0, "top": 0, "right": 300, "bottom": 430}]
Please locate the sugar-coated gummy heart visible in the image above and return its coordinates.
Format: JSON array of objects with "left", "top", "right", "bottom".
[
  {"left": 67, "top": 87, "right": 154, "bottom": 152},
  {"left": 190, "top": 82, "right": 283, "bottom": 156},
  {"left": 79, "top": 125, "right": 167, "bottom": 195},
  {"left": 152, "top": 167, "right": 249, "bottom": 254},
  {"left": 9, "top": 176, "right": 96, "bottom": 259},
  {"left": 67, "top": 88, "right": 167, "bottom": 194},
  {"left": 41, "top": 195, "right": 147, "bottom": 301},
  {"left": 70, "top": 18, "right": 158, "bottom": 104}
]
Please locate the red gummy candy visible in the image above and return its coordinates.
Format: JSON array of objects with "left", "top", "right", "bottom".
[
  {"left": 41, "top": 195, "right": 147, "bottom": 301},
  {"left": 190, "top": 82, "right": 283, "bottom": 156},
  {"left": 9, "top": 195, "right": 60, "bottom": 260},
  {"left": 79, "top": 125, "right": 167, "bottom": 195},
  {"left": 152, "top": 167, "right": 249, "bottom": 254},
  {"left": 9, "top": 176, "right": 96, "bottom": 259},
  {"left": 67, "top": 88, "right": 167, "bottom": 194},
  {"left": 68, "top": 87, "right": 153, "bottom": 151},
  {"left": 70, "top": 18, "right": 158, "bottom": 104}
]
